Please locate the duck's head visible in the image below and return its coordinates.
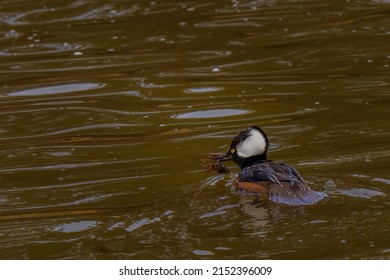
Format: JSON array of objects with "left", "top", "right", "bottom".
[{"left": 216, "top": 126, "right": 269, "bottom": 169}]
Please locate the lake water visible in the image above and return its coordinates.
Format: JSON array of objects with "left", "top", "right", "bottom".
[{"left": 0, "top": 0, "right": 389, "bottom": 259}]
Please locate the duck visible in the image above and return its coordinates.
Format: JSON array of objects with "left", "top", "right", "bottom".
[{"left": 208, "top": 126, "right": 326, "bottom": 206}]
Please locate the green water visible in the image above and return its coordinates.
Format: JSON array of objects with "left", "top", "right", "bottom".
[{"left": 0, "top": 0, "right": 389, "bottom": 259}]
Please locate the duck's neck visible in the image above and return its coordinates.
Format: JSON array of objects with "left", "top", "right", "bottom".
[{"left": 238, "top": 154, "right": 267, "bottom": 169}]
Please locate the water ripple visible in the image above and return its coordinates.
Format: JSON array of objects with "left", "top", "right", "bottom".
[
  {"left": 173, "top": 109, "right": 250, "bottom": 119},
  {"left": 0, "top": 0, "right": 389, "bottom": 260},
  {"left": 8, "top": 83, "right": 104, "bottom": 97}
]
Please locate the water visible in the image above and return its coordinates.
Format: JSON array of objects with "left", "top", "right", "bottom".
[{"left": 0, "top": 0, "right": 389, "bottom": 259}]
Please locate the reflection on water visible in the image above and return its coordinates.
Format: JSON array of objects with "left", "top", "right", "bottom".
[
  {"left": 337, "top": 188, "right": 385, "bottom": 199},
  {"left": 173, "top": 109, "right": 250, "bottom": 119},
  {"left": 183, "top": 87, "right": 224, "bottom": 94},
  {"left": 8, "top": 83, "right": 104, "bottom": 97},
  {"left": 0, "top": 0, "right": 390, "bottom": 259}
]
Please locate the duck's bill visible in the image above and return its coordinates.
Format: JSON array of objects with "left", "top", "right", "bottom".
[{"left": 209, "top": 152, "right": 231, "bottom": 162}]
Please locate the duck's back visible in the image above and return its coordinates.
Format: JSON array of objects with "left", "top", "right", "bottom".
[{"left": 236, "top": 161, "right": 326, "bottom": 205}]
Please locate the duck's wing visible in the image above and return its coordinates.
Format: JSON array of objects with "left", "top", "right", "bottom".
[
  {"left": 234, "top": 179, "right": 326, "bottom": 206},
  {"left": 238, "top": 164, "right": 282, "bottom": 185},
  {"left": 268, "top": 181, "right": 326, "bottom": 206},
  {"left": 239, "top": 161, "right": 326, "bottom": 205},
  {"left": 268, "top": 162, "right": 326, "bottom": 205}
]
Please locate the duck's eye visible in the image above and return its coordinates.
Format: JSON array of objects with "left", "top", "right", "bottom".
[{"left": 230, "top": 148, "right": 235, "bottom": 154}]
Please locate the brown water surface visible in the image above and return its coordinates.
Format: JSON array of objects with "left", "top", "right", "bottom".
[{"left": 0, "top": 0, "right": 390, "bottom": 259}]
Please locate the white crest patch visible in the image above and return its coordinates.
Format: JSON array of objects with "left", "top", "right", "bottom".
[{"left": 237, "top": 128, "right": 267, "bottom": 158}]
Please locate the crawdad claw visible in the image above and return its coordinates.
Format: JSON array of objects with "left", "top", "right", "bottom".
[
  {"left": 200, "top": 156, "right": 230, "bottom": 174},
  {"left": 199, "top": 158, "right": 213, "bottom": 171},
  {"left": 209, "top": 153, "right": 228, "bottom": 161}
]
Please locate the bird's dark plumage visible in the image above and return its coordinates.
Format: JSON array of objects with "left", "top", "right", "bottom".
[
  {"left": 236, "top": 160, "right": 326, "bottom": 205},
  {"left": 208, "top": 126, "right": 326, "bottom": 206}
]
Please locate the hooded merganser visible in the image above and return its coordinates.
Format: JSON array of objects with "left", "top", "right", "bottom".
[{"left": 207, "top": 126, "right": 326, "bottom": 206}]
